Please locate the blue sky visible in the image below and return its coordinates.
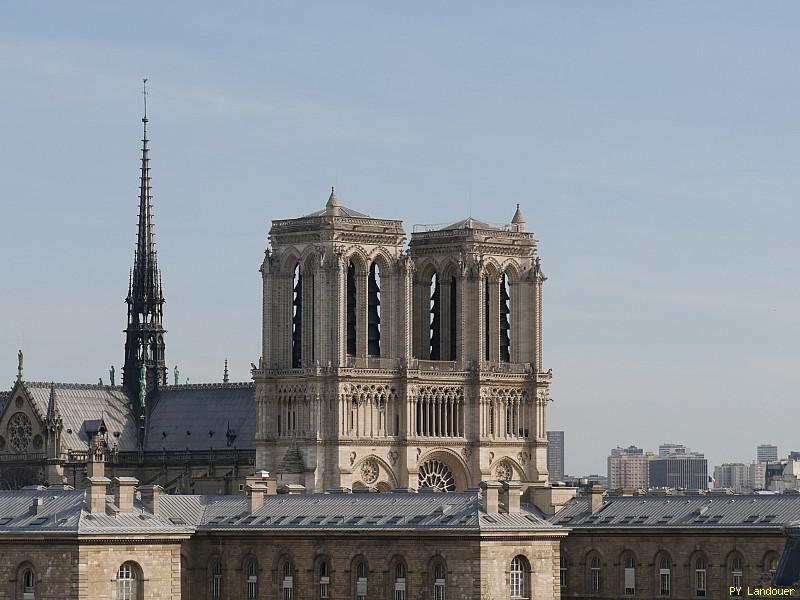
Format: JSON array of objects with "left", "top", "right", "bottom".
[{"left": 1, "top": 2, "right": 799, "bottom": 476}]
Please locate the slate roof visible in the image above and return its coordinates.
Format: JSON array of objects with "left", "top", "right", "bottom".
[
  {"left": 0, "top": 488, "right": 191, "bottom": 535},
  {"left": 145, "top": 383, "right": 255, "bottom": 451},
  {"left": 187, "top": 491, "right": 559, "bottom": 533},
  {"left": 550, "top": 494, "right": 800, "bottom": 529},
  {"left": 24, "top": 382, "right": 138, "bottom": 452},
  {"left": 0, "top": 488, "right": 561, "bottom": 536}
]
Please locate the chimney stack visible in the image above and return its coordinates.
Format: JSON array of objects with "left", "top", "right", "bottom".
[
  {"left": 501, "top": 481, "right": 522, "bottom": 513},
  {"left": 86, "top": 476, "right": 110, "bottom": 514},
  {"left": 139, "top": 484, "right": 163, "bottom": 514},
  {"left": 480, "top": 481, "right": 502, "bottom": 513},
  {"left": 113, "top": 477, "right": 139, "bottom": 513},
  {"left": 31, "top": 497, "right": 45, "bottom": 515},
  {"left": 589, "top": 484, "right": 605, "bottom": 513},
  {"left": 247, "top": 482, "right": 267, "bottom": 512}
]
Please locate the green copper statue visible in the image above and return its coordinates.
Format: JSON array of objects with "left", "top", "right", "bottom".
[
  {"left": 174, "top": 365, "right": 179, "bottom": 386},
  {"left": 139, "top": 363, "right": 147, "bottom": 408}
]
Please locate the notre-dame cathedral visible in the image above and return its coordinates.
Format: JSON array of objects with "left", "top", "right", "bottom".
[
  {"left": 0, "top": 102, "right": 553, "bottom": 497},
  {"left": 254, "top": 190, "right": 552, "bottom": 493}
]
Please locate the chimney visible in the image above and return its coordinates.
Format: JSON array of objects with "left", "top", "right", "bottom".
[
  {"left": 139, "top": 484, "right": 163, "bottom": 514},
  {"left": 87, "top": 433, "right": 106, "bottom": 479},
  {"left": 244, "top": 470, "right": 277, "bottom": 497},
  {"left": 284, "top": 484, "right": 305, "bottom": 495},
  {"left": 589, "top": 484, "right": 605, "bottom": 513},
  {"left": 113, "top": 477, "right": 139, "bottom": 513},
  {"left": 481, "top": 481, "right": 502, "bottom": 513},
  {"left": 86, "top": 476, "right": 110, "bottom": 514},
  {"left": 247, "top": 482, "right": 267, "bottom": 512},
  {"left": 31, "top": 497, "right": 45, "bottom": 515},
  {"left": 501, "top": 481, "right": 522, "bottom": 513}
]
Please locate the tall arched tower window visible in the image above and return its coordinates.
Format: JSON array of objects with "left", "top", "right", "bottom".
[
  {"left": 429, "top": 273, "right": 441, "bottom": 360},
  {"left": 500, "top": 272, "right": 511, "bottom": 362},
  {"left": 484, "top": 276, "right": 491, "bottom": 361},
  {"left": 347, "top": 261, "right": 357, "bottom": 356},
  {"left": 368, "top": 263, "right": 381, "bottom": 356},
  {"left": 291, "top": 264, "right": 302, "bottom": 368},
  {"left": 449, "top": 275, "right": 457, "bottom": 360}
]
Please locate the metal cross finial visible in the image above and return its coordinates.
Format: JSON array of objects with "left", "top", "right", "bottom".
[{"left": 142, "top": 78, "right": 148, "bottom": 120}]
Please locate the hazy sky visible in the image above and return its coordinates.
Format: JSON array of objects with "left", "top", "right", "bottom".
[{"left": 1, "top": 3, "right": 799, "bottom": 476}]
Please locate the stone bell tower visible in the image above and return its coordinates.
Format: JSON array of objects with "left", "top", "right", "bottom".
[{"left": 254, "top": 193, "right": 551, "bottom": 492}]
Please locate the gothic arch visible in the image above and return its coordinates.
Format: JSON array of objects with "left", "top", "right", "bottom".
[
  {"left": 344, "top": 248, "right": 369, "bottom": 275},
  {"left": 370, "top": 248, "right": 393, "bottom": 273},
  {"left": 279, "top": 247, "right": 302, "bottom": 273},
  {"left": 499, "top": 259, "right": 522, "bottom": 283},
  {"left": 417, "top": 448, "right": 470, "bottom": 491},
  {"left": 415, "top": 260, "right": 440, "bottom": 285},
  {"left": 492, "top": 456, "right": 524, "bottom": 481},
  {"left": 352, "top": 455, "right": 398, "bottom": 489},
  {"left": 482, "top": 258, "right": 501, "bottom": 280}
]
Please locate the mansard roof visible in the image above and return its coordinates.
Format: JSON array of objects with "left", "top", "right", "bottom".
[
  {"left": 0, "top": 488, "right": 562, "bottom": 536},
  {"left": 22, "top": 382, "right": 138, "bottom": 452},
  {"left": 145, "top": 382, "right": 256, "bottom": 451},
  {"left": 550, "top": 493, "right": 800, "bottom": 529}
]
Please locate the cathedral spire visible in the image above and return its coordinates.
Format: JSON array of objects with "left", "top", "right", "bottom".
[{"left": 123, "top": 79, "right": 167, "bottom": 411}]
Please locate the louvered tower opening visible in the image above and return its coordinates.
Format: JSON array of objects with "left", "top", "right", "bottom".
[
  {"left": 449, "top": 275, "right": 457, "bottom": 360},
  {"left": 368, "top": 263, "right": 381, "bottom": 356},
  {"left": 346, "top": 261, "right": 357, "bottom": 356},
  {"left": 291, "top": 264, "right": 302, "bottom": 368},
  {"left": 484, "top": 276, "right": 490, "bottom": 361},
  {"left": 429, "top": 273, "right": 441, "bottom": 360},
  {"left": 500, "top": 272, "right": 511, "bottom": 362}
]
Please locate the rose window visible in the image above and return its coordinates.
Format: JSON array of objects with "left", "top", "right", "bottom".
[
  {"left": 360, "top": 459, "right": 379, "bottom": 485},
  {"left": 418, "top": 459, "right": 456, "bottom": 492},
  {"left": 8, "top": 413, "right": 33, "bottom": 453},
  {"left": 495, "top": 462, "right": 513, "bottom": 481}
]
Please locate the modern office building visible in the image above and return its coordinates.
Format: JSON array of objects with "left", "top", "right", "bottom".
[
  {"left": 607, "top": 446, "right": 656, "bottom": 490},
  {"left": 758, "top": 444, "right": 779, "bottom": 463},
  {"left": 713, "top": 462, "right": 750, "bottom": 493},
  {"left": 649, "top": 453, "right": 708, "bottom": 490},
  {"left": 547, "top": 431, "right": 565, "bottom": 483}
]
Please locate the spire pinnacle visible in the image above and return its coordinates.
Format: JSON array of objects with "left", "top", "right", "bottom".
[
  {"left": 326, "top": 186, "right": 340, "bottom": 209},
  {"left": 223, "top": 358, "right": 229, "bottom": 384},
  {"left": 46, "top": 382, "right": 61, "bottom": 425},
  {"left": 511, "top": 203, "right": 526, "bottom": 231}
]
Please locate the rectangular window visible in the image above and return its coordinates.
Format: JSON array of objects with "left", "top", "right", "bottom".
[
  {"left": 624, "top": 568, "right": 635, "bottom": 595},
  {"left": 283, "top": 576, "right": 293, "bottom": 600},
  {"left": 591, "top": 570, "right": 600, "bottom": 591},
  {"left": 434, "top": 579, "right": 446, "bottom": 600},
  {"left": 510, "top": 571, "right": 523, "bottom": 597},
  {"left": 357, "top": 577, "right": 367, "bottom": 600},
  {"left": 212, "top": 576, "right": 222, "bottom": 599},
  {"left": 732, "top": 571, "right": 743, "bottom": 594}
]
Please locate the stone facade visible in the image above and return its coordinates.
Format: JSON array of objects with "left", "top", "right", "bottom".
[{"left": 255, "top": 193, "right": 552, "bottom": 493}]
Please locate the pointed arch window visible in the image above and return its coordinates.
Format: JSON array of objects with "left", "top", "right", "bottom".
[
  {"left": 368, "top": 263, "right": 381, "bottom": 357},
  {"left": 292, "top": 264, "right": 302, "bottom": 368},
  {"left": 430, "top": 273, "right": 441, "bottom": 360},
  {"left": 500, "top": 272, "right": 511, "bottom": 362},
  {"left": 484, "top": 276, "right": 491, "bottom": 361},
  {"left": 346, "top": 261, "right": 357, "bottom": 356}
]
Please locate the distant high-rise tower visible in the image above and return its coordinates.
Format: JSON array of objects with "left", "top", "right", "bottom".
[
  {"left": 547, "top": 431, "right": 565, "bottom": 482},
  {"left": 757, "top": 444, "right": 778, "bottom": 463},
  {"left": 123, "top": 82, "right": 167, "bottom": 411}
]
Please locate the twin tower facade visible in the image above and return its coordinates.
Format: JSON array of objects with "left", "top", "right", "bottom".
[{"left": 254, "top": 190, "right": 552, "bottom": 493}]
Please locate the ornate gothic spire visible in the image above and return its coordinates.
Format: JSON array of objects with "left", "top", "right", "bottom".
[
  {"left": 46, "top": 383, "right": 62, "bottom": 428},
  {"left": 123, "top": 79, "right": 167, "bottom": 411}
]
